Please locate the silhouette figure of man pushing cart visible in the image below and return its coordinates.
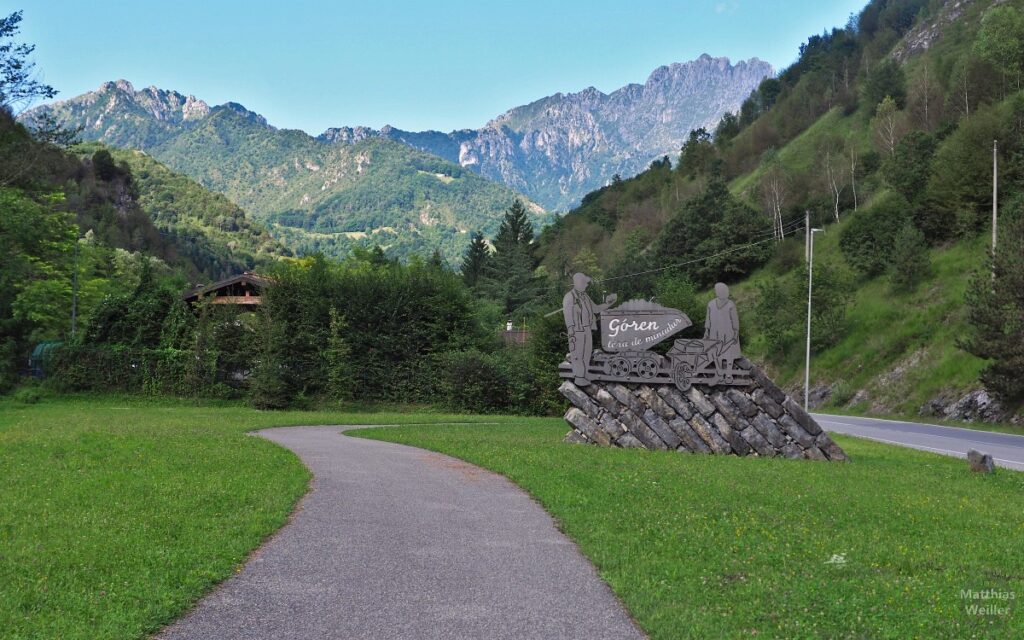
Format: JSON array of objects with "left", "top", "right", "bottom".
[{"left": 562, "top": 273, "right": 616, "bottom": 386}]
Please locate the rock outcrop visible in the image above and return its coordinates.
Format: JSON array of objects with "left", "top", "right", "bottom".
[
  {"left": 919, "top": 389, "right": 1008, "bottom": 424},
  {"left": 559, "top": 358, "right": 847, "bottom": 461}
]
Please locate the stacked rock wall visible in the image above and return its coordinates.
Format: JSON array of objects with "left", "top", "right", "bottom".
[{"left": 560, "top": 358, "right": 847, "bottom": 461}]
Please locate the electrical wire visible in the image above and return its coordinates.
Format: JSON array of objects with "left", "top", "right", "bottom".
[{"left": 595, "top": 218, "right": 807, "bottom": 284}]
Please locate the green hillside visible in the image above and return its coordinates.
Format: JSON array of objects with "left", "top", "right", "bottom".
[
  {"left": 726, "top": 222, "right": 988, "bottom": 415},
  {"left": 535, "top": 0, "right": 1024, "bottom": 421},
  {"left": 73, "top": 143, "right": 291, "bottom": 280}
]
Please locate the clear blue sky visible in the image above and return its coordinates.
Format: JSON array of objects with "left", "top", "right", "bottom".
[{"left": 14, "top": 0, "right": 867, "bottom": 134}]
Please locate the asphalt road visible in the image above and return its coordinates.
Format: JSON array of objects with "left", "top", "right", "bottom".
[
  {"left": 813, "top": 413, "right": 1024, "bottom": 471},
  {"left": 157, "top": 426, "right": 644, "bottom": 640}
]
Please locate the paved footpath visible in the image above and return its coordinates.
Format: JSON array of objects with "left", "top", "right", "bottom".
[
  {"left": 157, "top": 426, "right": 644, "bottom": 640},
  {"left": 815, "top": 413, "right": 1024, "bottom": 471}
]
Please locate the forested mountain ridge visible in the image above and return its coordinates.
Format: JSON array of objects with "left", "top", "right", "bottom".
[
  {"left": 23, "top": 81, "right": 549, "bottom": 262},
  {"left": 530, "top": 0, "right": 1024, "bottom": 422},
  {"left": 318, "top": 55, "right": 773, "bottom": 210},
  {"left": 76, "top": 143, "right": 292, "bottom": 280}
]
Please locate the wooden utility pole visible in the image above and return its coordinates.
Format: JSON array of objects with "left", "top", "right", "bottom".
[
  {"left": 993, "top": 139, "right": 998, "bottom": 254},
  {"left": 804, "top": 210, "right": 810, "bottom": 262}
]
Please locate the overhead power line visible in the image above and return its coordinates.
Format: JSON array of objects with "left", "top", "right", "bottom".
[{"left": 596, "top": 218, "right": 807, "bottom": 285}]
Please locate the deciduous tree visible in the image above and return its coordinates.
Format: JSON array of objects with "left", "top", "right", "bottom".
[
  {"left": 0, "top": 11, "right": 56, "bottom": 112},
  {"left": 871, "top": 96, "right": 907, "bottom": 157},
  {"left": 974, "top": 5, "right": 1024, "bottom": 94}
]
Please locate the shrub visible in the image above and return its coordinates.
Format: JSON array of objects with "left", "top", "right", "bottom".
[
  {"left": 890, "top": 223, "right": 931, "bottom": 292},
  {"left": 755, "top": 261, "right": 853, "bottom": 362},
  {"left": 0, "top": 337, "right": 17, "bottom": 394},
  {"left": 753, "top": 278, "right": 798, "bottom": 360},
  {"left": 435, "top": 350, "right": 513, "bottom": 414},
  {"left": 12, "top": 385, "right": 42, "bottom": 404},
  {"left": 248, "top": 362, "right": 290, "bottom": 410},
  {"left": 830, "top": 379, "right": 855, "bottom": 407},
  {"left": 840, "top": 192, "right": 911, "bottom": 276}
]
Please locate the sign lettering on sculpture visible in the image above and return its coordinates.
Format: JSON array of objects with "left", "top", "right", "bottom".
[
  {"left": 602, "top": 306, "right": 688, "bottom": 351},
  {"left": 559, "top": 273, "right": 751, "bottom": 390}
]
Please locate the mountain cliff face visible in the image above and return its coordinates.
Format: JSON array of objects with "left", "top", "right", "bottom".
[
  {"left": 25, "top": 81, "right": 546, "bottom": 262},
  {"left": 318, "top": 55, "right": 773, "bottom": 210}
]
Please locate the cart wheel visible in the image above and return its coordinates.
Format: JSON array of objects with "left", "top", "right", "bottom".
[
  {"left": 672, "top": 361, "right": 693, "bottom": 392},
  {"left": 636, "top": 357, "right": 659, "bottom": 379},
  {"left": 607, "top": 357, "right": 631, "bottom": 377}
]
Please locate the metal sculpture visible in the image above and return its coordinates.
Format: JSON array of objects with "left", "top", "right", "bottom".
[
  {"left": 559, "top": 276, "right": 750, "bottom": 390},
  {"left": 562, "top": 273, "right": 617, "bottom": 385},
  {"left": 703, "top": 282, "right": 742, "bottom": 384}
]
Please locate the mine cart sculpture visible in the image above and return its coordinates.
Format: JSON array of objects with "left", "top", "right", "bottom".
[
  {"left": 556, "top": 273, "right": 847, "bottom": 461},
  {"left": 558, "top": 274, "right": 751, "bottom": 390}
]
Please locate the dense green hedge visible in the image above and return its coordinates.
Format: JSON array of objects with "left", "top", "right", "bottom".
[
  {"left": 35, "top": 252, "right": 568, "bottom": 415},
  {"left": 47, "top": 345, "right": 235, "bottom": 398},
  {"left": 44, "top": 342, "right": 564, "bottom": 415}
]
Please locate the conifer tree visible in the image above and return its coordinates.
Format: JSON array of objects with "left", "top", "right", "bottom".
[
  {"left": 962, "top": 210, "right": 1024, "bottom": 401},
  {"left": 460, "top": 231, "right": 490, "bottom": 288},
  {"left": 480, "top": 199, "right": 543, "bottom": 314},
  {"left": 889, "top": 223, "right": 930, "bottom": 292},
  {"left": 429, "top": 248, "right": 445, "bottom": 270},
  {"left": 492, "top": 199, "right": 534, "bottom": 251}
]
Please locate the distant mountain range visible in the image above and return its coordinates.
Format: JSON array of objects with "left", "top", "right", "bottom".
[
  {"left": 24, "top": 54, "right": 771, "bottom": 260},
  {"left": 26, "top": 80, "right": 545, "bottom": 261},
  {"left": 318, "top": 55, "right": 773, "bottom": 210}
]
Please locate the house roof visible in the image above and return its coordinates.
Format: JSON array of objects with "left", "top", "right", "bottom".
[{"left": 182, "top": 272, "right": 274, "bottom": 302}]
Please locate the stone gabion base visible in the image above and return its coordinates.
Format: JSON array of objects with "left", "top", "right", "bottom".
[{"left": 560, "top": 358, "right": 848, "bottom": 461}]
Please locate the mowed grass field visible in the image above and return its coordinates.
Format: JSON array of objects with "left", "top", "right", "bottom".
[
  {"left": 355, "top": 423, "right": 1024, "bottom": 639},
  {"left": 0, "top": 397, "right": 496, "bottom": 639},
  {"left": 2, "top": 397, "right": 1023, "bottom": 639}
]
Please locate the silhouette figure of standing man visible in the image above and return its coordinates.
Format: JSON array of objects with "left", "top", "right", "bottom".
[
  {"left": 704, "top": 282, "right": 741, "bottom": 383},
  {"left": 563, "top": 273, "right": 616, "bottom": 386}
]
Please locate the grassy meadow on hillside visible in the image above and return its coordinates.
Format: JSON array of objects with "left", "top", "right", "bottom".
[{"left": 723, "top": 220, "right": 990, "bottom": 415}]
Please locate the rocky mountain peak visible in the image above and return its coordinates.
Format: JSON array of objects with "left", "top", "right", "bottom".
[
  {"left": 214, "top": 102, "right": 272, "bottom": 128},
  {"left": 182, "top": 95, "right": 211, "bottom": 120},
  {"left": 54, "top": 79, "right": 211, "bottom": 127},
  {"left": 317, "top": 125, "right": 379, "bottom": 144},
  {"left": 108, "top": 79, "right": 136, "bottom": 94},
  {"left": 310, "top": 55, "right": 772, "bottom": 210}
]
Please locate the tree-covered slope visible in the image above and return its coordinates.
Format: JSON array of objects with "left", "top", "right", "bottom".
[{"left": 77, "top": 144, "right": 292, "bottom": 280}]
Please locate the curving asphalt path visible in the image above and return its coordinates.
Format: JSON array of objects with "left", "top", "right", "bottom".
[
  {"left": 156, "top": 425, "right": 644, "bottom": 640},
  {"left": 814, "top": 413, "right": 1024, "bottom": 471}
]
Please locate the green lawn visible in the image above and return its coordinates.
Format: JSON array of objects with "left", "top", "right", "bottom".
[
  {"left": 0, "top": 396, "right": 497, "bottom": 640},
  {"left": 355, "top": 421, "right": 1024, "bottom": 639},
  {"left": 3, "top": 397, "right": 1022, "bottom": 639}
]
